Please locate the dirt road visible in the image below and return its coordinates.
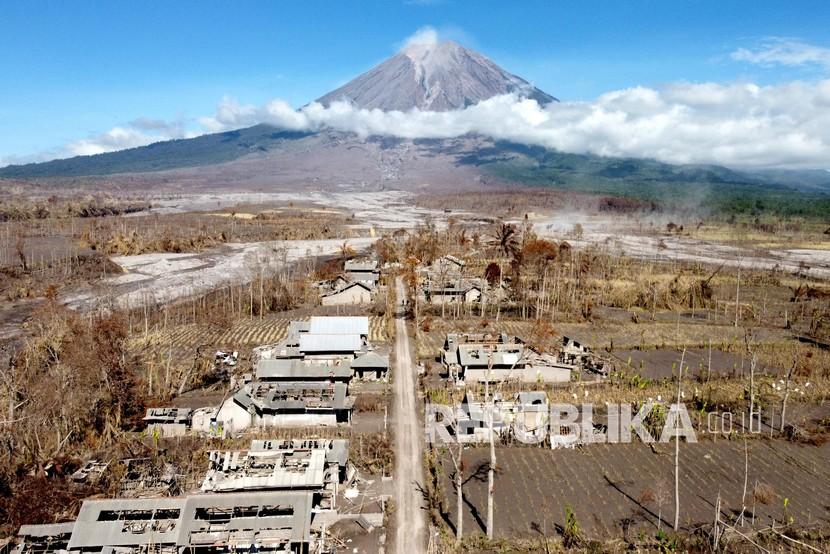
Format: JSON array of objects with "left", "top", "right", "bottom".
[{"left": 393, "top": 276, "right": 427, "bottom": 553}]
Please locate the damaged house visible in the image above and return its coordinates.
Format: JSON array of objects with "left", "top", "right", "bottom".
[
  {"left": 201, "top": 439, "right": 349, "bottom": 511},
  {"left": 14, "top": 491, "right": 316, "bottom": 554},
  {"left": 143, "top": 407, "right": 192, "bottom": 438},
  {"left": 215, "top": 317, "right": 387, "bottom": 433},
  {"left": 343, "top": 259, "right": 380, "bottom": 286},
  {"left": 217, "top": 380, "right": 353, "bottom": 432},
  {"left": 442, "top": 332, "right": 573, "bottom": 384},
  {"left": 316, "top": 260, "right": 380, "bottom": 306}
]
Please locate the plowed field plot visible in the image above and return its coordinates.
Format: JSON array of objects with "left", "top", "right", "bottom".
[
  {"left": 612, "top": 348, "right": 775, "bottom": 380},
  {"left": 439, "top": 440, "right": 830, "bottom": 539},
  {"left": 136, "top": 315, "right": 388, "bottom": 349},
  {"left": 415, "top": 317, "right": 791, "bottom": 363},
  {"left": 554, "top": 321, "right": 792, "bottom": 351},
  {"left": 130, "top": 315, "right": 389, "bottom": 372}
]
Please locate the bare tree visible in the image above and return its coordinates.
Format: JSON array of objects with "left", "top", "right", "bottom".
[
  {"left": 780, "top": 359, "right": 797, "bottom": 433},
  {"left": 485, "top": 355, "right": 496, "bottom": 540},
  {"left": 674, "top": 348, "right": 687, "bottom": 531},
  {"left": 15, "top": 233, "right": 27, "bottom": 271}
]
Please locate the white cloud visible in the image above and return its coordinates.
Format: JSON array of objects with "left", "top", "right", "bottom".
[
  {"left": 198, "top": 79, "right": 830, "bottom": 169},
  {"left": 60, "top": 117, "right": 197, "bottom": 158},
  {"left": 67, "top": 127, "right": 162, "bottom": 156},
  {"left": 7, "top": 78, "right": 830, "bottom": 170},
  {"left": 731, "top": 37, "right": 830, "bottom": 70}
]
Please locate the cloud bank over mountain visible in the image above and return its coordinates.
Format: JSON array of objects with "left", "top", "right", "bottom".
[
  {"left": 176, "top": 78, "right": 830, "bottom": 169},
  {"left": 8, "top": 33, "right": 830, "bottom": 171}
]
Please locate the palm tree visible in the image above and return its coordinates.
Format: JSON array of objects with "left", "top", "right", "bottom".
[{"left": 490, "top": 222, "right": 520, "bottom": 258}]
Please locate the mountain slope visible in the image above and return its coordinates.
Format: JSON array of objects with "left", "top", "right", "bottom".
[
  {"left": 0, "top": 125, "right": 310, "bottom": 178},
  {"left": 316, "top": 40, "right": 556, "bottom": 111}
]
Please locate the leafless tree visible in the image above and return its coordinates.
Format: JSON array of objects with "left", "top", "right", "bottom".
[
  {"left": 674, "top": 348, "right": 687, "bottom": 531},
  {"left": 780, "top": 359, "right": 797, "bottom": 433}
]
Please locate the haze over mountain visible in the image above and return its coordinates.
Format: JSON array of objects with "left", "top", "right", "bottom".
[{"left": 316, "top": 39, "right": 556, "bottom": 111}]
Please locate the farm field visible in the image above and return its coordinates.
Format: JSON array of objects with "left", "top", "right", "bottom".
[
  {"left": 439, "top": 440, "right": 830, "bottom": 540},
  {"left": 611, "top": 347, "right": 772, "bottom": 380},
  {"left": 133, "top": 315, "right": 389, "bottom": 350}
]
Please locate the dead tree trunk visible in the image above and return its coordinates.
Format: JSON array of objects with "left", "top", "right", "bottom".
[
  {"left": 780, "top": 361, "right": 796, "bottom": 433},
  {"left": 674, "top": 348, "right": 686, "bottom": 531},
  {"left": 486, "top": 356, "right": 495, "bottom": 540}
]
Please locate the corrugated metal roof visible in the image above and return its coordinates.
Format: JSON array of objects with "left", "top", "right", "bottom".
[
  {"left": 308, "top": 316, "right": 369, "bottom": 335},
  {"left": 67, "top": 491, "right": 313, "bottom": 548},
  {"left": 299, "top": 333, "right": 362, "bottom": 353}
]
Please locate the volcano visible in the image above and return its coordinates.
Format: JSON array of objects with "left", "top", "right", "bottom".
[{"left": 316, "top": 40, "right": 556, "bottom": 112}]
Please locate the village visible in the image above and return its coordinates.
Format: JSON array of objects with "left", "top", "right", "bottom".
[
  {"left": 6, "top": 235, "right": 620, "bottom": 554},
  {"left": 2, "top": 196, "right": 830, "bottom": 554}
]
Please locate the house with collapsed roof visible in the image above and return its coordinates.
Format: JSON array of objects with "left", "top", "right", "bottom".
[
  {"left": 201, "top": 439, "right": 349, "bottom": 512},
  {"left": 143, "top": 407, "right": 192, "bottom": 438},
  {"left": 14, "top": 491, "right": 315, "bottom": 554},
  {"left": 217, "top": 381, "right": 353, "bottom": 432},
  {"left": 442, "top": 332, "right": 573, "bottom": 384},
  {"left": 429, "top": 254, "right": 465, "bottom": 276},
  {"left": 423, "top": 279, "right": 483, "bottom": 305},
  {"left": 431, "top": 391, "right": 549, "bottom": 444},
  {"left": 213, "top": 317, "right": 388, "bottom": 433},
  {"left": 315, "top": 258, "right": 380, "bottom": 305}
]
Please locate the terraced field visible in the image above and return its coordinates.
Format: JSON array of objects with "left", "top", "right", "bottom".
[
  {"left": 133, "top": 315, "right": 389, "bottom": 350},
  {"left": 439, "top": 440, "right": 830, "bottom": 540}
]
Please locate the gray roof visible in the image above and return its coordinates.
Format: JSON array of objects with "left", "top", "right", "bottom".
[
  {"left": 299, "top": 333, "right": 362, "bottom": 353},
  {"left": 256, "top": 358, "right": 352, "bottom": 380},
  {"left": 287, "top": 320, "right": 311, "bottom": 341},
  {"left": 66, "top": 491, "right": 313, "bottom": 548},
  {"left": 17, "top": 523, "right": 74, "bottom": 538},
  {"left": 351, "top": 351, "right": 390, "bottom": 369},
  {"left": 245, "top": 381, "right": 351, "bottom": 412},
  {"left": 69, "top": 496, "right": 185, "bottom": 549},
  {"left": 346, "top": 271, "right": 380, "bottom": 283},
  {"left": 308, "top": 316, "right": 369, "bottom": 335}
]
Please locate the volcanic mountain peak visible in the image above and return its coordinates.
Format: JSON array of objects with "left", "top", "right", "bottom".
[{"left": 316, "top": 40, "right": 557, "bottom": 112}]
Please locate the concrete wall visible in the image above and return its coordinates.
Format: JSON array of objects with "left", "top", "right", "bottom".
[
  {"left": 260, "top": 413, "right": 339, "bottom": 427},
  {"left": 464, "top": 365, "right": 571, "bottom": 383},
  {"left": 145, "top": 423, "right": 188, "bottom": 438},
  {"left": 216, "top": 400, "right": 253, "bottom": 434}
]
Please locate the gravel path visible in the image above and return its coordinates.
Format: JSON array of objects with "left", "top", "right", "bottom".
[{"left": 393, "top": 276, "right": 427, "bottom": 553}]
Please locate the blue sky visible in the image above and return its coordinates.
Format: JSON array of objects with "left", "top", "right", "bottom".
[{"left": 1, "top": 1, "right": 829, "bottom": 166}]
